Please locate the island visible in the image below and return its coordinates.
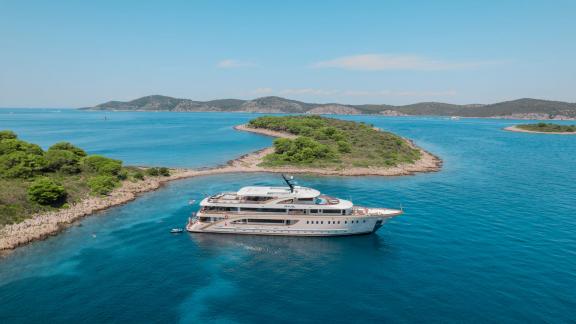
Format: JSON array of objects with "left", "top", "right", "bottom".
[
  {"left": 505, "top": 123, "right": 576, "bottom": 134},
  {"left": 1, "top": 116, "right": 441, "bottom": 253},
  {"left": 83, "top": 95, "right": 576, "bottom": 120}
]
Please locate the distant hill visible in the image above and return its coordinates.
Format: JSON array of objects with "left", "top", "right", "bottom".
[{"left": 82, "top": 96, "right": 576, "bottom": 119}]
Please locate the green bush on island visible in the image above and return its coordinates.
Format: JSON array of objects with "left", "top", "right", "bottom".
[
  {"left": 145, "top": 167, "right": 171, "bottom": 177},
  {"left": 516, "top": 123, "right": 576, "bottom": 133},
  {"left": 81, "top": 155, "right": 123, "bottom": 176},
  {"left": 248, "top": 116, "right": 421, "bottom": 168},
  {"left": 145, "top": 167, "right": 160, "bottom": 176},
  {"left": 269, "top": 136, "right": 337, "bottom": 164},
  {"left": 87, "top": 175, "right": 119, "bottom": 195},
  {"left": 132, "top": 171, "right": 145, "bottom": 180},
  {"left": 0, "top": 130, "right": 156, "bottom": 226},
  {"left": 49, "top": 142, "right": 87, "bottom": 157},
  {"left": 27, "top": 177, "right": 67, "bottom": 206},
  {"left": 0, "top": 130, "right": 18, "bottom": 140},
  {"left": 44, "top": 149, "right": 81, "bottom": 173},
  {"left": 0, "top": 151, "right": 46, "bottom": 178}
]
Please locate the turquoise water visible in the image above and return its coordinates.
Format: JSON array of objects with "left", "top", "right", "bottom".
[{"left": 1, "top": 109, "right": 576, "bottom": 323}]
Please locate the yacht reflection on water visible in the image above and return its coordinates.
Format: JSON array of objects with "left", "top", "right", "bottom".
[{"left": 186, "top": 229, "right": 390, "bottom": 258}]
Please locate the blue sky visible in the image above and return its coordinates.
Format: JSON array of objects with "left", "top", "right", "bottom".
[{"left": 1, "top": 0, "right": 575, "bottom": 107}]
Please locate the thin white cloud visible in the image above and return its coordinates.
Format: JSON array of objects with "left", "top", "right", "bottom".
[
  {"left": 312, "top": 54, "right": 497, "bottom": 71},
  {"left": 342, "top": 90, "right": 457, "bottom": 97},
  {"left": 251, "top": 88, "right": 457, "bottom": 98},
  {"left": 217, "top": 59, "right": 257, "bottom": 68},
  {"left": 252, "top": 87, "right": 274, "bottom": 95},
  {"left": 279, "top": 88, "right": 339, "bottom": 96}
]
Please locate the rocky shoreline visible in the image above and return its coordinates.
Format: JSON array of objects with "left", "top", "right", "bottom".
[
  {"left": 0, "top": 124, "right": 441, "bottom": 254},
  {"left": 504, "top": 126, "right": 576, "bottom": 135}
]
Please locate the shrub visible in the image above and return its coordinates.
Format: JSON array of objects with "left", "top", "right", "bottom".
[
  {"left": 273, "top": 138, "right": 292, "bottom": 154},
  {"left": 88, "top": 175, "right": 119, "bottom": 195},
  {"left": 0, "top": 130, "right": 17, "bottom": 140},
  {"left": 44, "top": 149, "right": 80, "bottom": 172},
  {"left": 132, "top": 171, "right": 145, "bottom": 180},
  {"left": 337, "top": 140, "right": 352, "bottom": 153},
  {"left": 270, "top": 136, "right": 337, "bottom": 163},
  {"left": 81, "top": 155, "right": 122, "bottom": 176},
  {"left": 158, "top": 167, "right": 170, "bottom": 176},
  {"left": 118, "top": 169, "right": 128, "bottom": 180},
  {"left": 0, "top": 139, "right": 44, "bottom": 156},
  {"left": 145, "top": 168, "right": 160, "bottom": 176},
  {"left": 0, "top": 151, "right": 46, "bottom": 178},
  {"left": 48, "top": 142, "right": 87, "bottom": 157},
  {"left": 27, "top": 177, "right": 67, "bottom": 205}
]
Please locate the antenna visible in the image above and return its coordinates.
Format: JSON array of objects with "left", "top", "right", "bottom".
[{"left": 282, "top": 174, "right": 295, "bottom": 193}]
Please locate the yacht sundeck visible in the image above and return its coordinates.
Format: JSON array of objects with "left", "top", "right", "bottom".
[{"left": 186, "top": 175, "right": 402, "bottom": 236}]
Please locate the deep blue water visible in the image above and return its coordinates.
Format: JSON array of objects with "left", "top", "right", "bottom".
[{"left": 1, "top": 109, "right": 575, "bottom": 323}]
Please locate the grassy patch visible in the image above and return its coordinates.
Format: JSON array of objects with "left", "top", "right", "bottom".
[{"left": 248, "top": 116, "right": 421, "bottom": 168}]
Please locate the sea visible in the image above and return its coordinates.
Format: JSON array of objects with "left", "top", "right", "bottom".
[{"left": 0, "top": 109, "right": 575, "bottom": 323}]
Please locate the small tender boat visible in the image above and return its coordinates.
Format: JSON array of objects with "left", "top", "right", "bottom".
[{"left": 170, "top": 228, "right": 184, "bottom": 233}]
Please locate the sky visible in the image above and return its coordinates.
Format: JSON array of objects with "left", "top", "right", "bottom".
[{"left": 1, "top": 0, "right": 575, "bottom": 107}]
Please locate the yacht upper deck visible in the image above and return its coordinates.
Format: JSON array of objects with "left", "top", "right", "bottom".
[
  {"left": 203, "top": 186, "right": 353, "bottom": 209},
  {"left": 238, "top": 186, "right": 320, "bottom": 199}
]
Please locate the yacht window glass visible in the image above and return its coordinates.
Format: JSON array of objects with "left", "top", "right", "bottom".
[
  {"left": 322, "top": 209, "right": 341, "bottom": 214},
  {"left": 246, "top": 219, "right": 284, "bottom": 224}
]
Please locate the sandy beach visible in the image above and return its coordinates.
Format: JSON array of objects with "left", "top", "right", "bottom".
[
  {"left": 504, "top": 126, "right": 576, "bottom": 135},
  {"left": 0, "top": 124, "right": 441, "bottom": 252}
]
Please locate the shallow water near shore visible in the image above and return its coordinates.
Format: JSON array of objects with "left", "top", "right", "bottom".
[{"left": 1, "top": 110, "right": 576, "bottom": 322}]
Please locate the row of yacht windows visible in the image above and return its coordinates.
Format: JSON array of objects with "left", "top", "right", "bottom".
[
  {"left": 306, "top": 220, "right": 365, "bottom": 224},
  {"left": 202, "top": 206, "right": 349, "bottom": 215},
  {"left": 198, "top": 217, "right": 299, "bottom": 225}
]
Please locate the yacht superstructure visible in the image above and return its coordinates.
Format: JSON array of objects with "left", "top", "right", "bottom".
[{"left": 186, "top": 176, "right": 402, "bottom": 236}]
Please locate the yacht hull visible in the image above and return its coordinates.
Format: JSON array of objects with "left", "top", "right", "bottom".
[{"left": 186, "top": 213, "right": 396, "bottom": 237}]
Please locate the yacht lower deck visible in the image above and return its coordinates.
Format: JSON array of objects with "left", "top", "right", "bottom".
[{"left": 186, "top": 208, "right": 401, "bottom": 236}]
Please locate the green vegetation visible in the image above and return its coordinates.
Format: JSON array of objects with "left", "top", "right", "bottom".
[
  {"left": 27, "top": 177, "right": 67, "bottom": 206},
  {"left": 145, "top": 167, "right": 171, "bottom": 177},
  {"left": 516, "top": 123, "right": 576, "bottom": 133},
  {"left": 248, "top": 116, "right": 421, "bottom": 168},
  {"left": 0, "top": 131, "right": 171, "bottom": 226}
]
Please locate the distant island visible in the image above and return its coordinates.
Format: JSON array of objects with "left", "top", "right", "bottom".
[
  {"left": 81, "top": 95, "right": 576, "bottom": 120},
  {"left": 505, "top": 123, "right": 576, "bottom": 134}
]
